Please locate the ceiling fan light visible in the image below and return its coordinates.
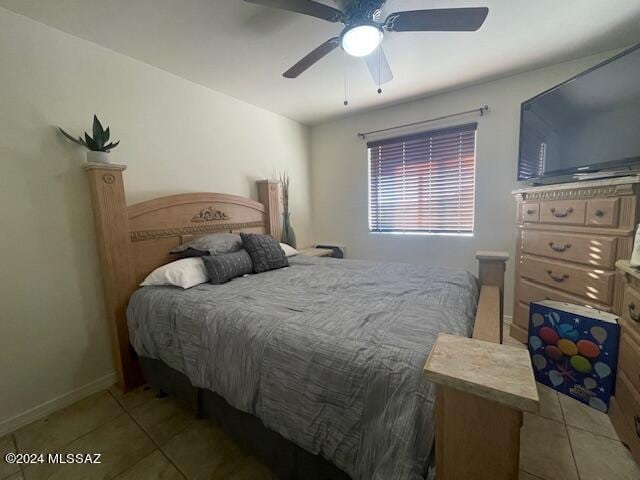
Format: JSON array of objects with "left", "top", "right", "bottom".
[{"left": 341, "top": 25, "right": 383, "bottom": 57}]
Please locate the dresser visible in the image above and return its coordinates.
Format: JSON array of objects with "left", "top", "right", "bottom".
[
  {"left": 511, "top": 176, "right": 640, "bottom": 343},
  {"left": 610, "top": 260, "right": 640, "bottom": 464}
]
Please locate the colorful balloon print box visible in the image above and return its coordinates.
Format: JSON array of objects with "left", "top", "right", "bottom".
[{"left": 528, "top": 300, "right": 620, "bottom": 413}]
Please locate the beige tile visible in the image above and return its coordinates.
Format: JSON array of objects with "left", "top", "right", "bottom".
[
  {"left": 113, "top": 450, "right": 184, "bottom": 480},
  {"left": 224, "top": 457, "right": 275, "bottom": 480},
  {"left": 519, "top": 471, "right": 544, "bottom": 480},
  {"left": 15, "top": 391, "right": 122, "bottom": 455},
  {"left": 129, "top": 397, "right": 195, "bottom": 446},
  {"left": 162, "top": 421, "right": 249, "bottom": 480},
  {"left": 4, "top": 472, "right": 24, "bottom": 480},
  {"left": 109, "top": 385, "right": 155, "bottom": 412},
  {"left": 558, "top": 393, "right": 619, "bottom": 440},
  {"left": 520, "top": 413, "right": 578, "bottom": 480},
  {"left": 536, "top": 383, "right": 563, "bottom": 423},
  {"left": 569, "top": 426, "right": 640, "bottom": 480},
  {"left": 0, "top": 434, "right": 21, "bottom": 479},
  {"left": 23, "top": 414, "right": 154, "bottom": 480}
]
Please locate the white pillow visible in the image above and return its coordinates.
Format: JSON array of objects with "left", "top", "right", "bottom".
[
  {"left": 280, "top": 243, "right": 298, "bottom": 257},
  {"left": 140, "top": 257, "right": 209, "bottom": 289}
]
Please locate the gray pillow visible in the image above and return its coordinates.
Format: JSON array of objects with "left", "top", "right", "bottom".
[
  {"left": 240, "top": 233, "right": 288, "bottom": 273},
  {"left": 171, "top": 233, "right": 242, "bottom": 258},
  {"left": 202, "top": 250, "right": 253, "bottom": 284}
]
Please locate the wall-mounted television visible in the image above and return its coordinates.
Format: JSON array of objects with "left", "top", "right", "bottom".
[{"left": 517, "top": 43, "right": 640, "bottom": 182}]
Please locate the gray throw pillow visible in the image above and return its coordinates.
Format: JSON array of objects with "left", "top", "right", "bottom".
[
  {"left": 202, "top": 250, "right": 253, "bottom": 284},
  {"left": 240, "top": 233, "right": 288, "bottom": 273},
  {"left": 171, "top": 233, "right": 242, "bottom": 258}
]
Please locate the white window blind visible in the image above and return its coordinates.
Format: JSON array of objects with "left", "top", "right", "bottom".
[{"left": 368, "top": 123, "right": 477, "bottom": 235}]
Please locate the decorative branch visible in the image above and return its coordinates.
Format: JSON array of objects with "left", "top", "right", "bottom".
[{"left": 280, "top": 171, "right": 290, "bottom": 215}]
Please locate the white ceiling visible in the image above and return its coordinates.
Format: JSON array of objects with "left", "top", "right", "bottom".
[{"left": 1, "top": 0, "right": 639, "bottom": 125}]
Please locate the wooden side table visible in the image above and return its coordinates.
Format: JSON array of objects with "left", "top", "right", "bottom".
[
  {"left": 424, "top": 334, "right": 539, "bottom": 480},
  {"left": 298, "top": 247, "right": 333, "bottom": 257}
]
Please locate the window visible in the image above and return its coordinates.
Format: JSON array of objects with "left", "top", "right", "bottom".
[{"left": 368, "top": 123, "right": 477, "bottom": 235}]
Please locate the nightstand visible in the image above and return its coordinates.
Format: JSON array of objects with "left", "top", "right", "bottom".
[{"left": 298, "top": 247, "right": 333, "bottom": 257}]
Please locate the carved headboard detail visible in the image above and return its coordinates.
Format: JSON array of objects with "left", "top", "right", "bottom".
[
  {"left": 191, "top": 206, "right": 229, "bottom": 223},
  {"left": 84, "top": 163, "right": 281, "bottom": 390}
]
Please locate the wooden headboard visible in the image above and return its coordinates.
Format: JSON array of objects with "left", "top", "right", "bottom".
[
  {"left": 128, "top": 193, "right": 268, "bottom": 284},
  {"left": 84, "top": 162, "right": 281, "bottom": 390}
]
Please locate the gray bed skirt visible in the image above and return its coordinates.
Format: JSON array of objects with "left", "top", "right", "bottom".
[{"left": 139, "top": 356, "right": 352, "bottom": 480}]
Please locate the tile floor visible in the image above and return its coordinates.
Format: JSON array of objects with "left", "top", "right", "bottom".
[
  {"left": 0, "top": 327, "right": 636, "bottom": 480},
  {"left": 504, "top": 323, "right": 640, "bottom": 480}
]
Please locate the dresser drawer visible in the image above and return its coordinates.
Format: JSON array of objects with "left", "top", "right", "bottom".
[
  {"left": 521, "top": 230, "right": 617, "bottom": 268},
  {"left": 619, "top": 318, "right": 640, "bottom": 396},
  {"left": 518, "top": 278, "right": 611, "bottom": 311},
  {"left": 519, "top": 255, "right": 615, "bottom": 305},
  {"left": 586, "top": 198, "right": 619, "bottom": 227},
  {"left": 609, "top": 373, "right": 640, "bottom": 464},
  {"left": 622, "top": 286, "right": 640, "bottom": 339},
  {"left": 539, "top": 200, "right": 586, "bottom": 225},
  {"left": 521, "top": 202, "right": 540, "bottom": 223},
  {"left": 513, "top": 302, "right": 530, "bottom": 331}
]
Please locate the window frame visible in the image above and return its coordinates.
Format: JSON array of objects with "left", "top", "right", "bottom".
[{"left": 367, "top": 123, "right": 478, "bottom": 237}]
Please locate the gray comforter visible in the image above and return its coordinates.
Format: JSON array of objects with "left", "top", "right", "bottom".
[{"left": 127, "top": 256, "right": 479, "bottom": 480}]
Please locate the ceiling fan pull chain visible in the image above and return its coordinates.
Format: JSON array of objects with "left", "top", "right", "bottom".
[
  {"left": 343, "top": 50, "right": 349, "bottom": 106},
  {"left": 377, "top": 45, "right": 382, "bottom": 94}
]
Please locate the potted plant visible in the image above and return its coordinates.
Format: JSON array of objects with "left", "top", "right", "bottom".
[{"left": 58, "top": 115, "right": 120, "bottom": 164}]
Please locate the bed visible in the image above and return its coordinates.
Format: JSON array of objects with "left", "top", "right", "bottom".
[
  {"left": 84, "top": 162, "right": 533, "bottom": 480},
  {"left": 128, "top": 255, "right": 479, "bottom": 479}
]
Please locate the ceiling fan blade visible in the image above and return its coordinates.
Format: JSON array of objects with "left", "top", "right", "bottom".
[
  {"left": 385, "top": 8, "right": 489, "bottom": 32},
  {"left": 364, "top": 46, "right": 393, "bottom": 86},
  {"left": 244, "top": 0, "right": 343, "bottom": 23},
  {"left": 283, "top": 37, "right": 340, "bottom": 78}
]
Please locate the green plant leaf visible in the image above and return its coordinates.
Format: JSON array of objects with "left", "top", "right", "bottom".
[
  {"left": 103, "top": 140, "right": 120, "bottom": 152},
  {"left": 58, "top": 127, "right": 87, "bottom": 148},
  {"left": 93, "top": 115, "right": 104, "bottom": 138},
  {"left": 103, "top": 127, "right": 110, "bottom": 144},
  {"left": 84, "top": 132, "right": 99, "bottom": 151},
  {"left": 93, "top": 116, "right": 105, "bottom": 149}
]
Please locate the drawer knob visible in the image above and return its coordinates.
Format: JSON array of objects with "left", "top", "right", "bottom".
[
  {"left": 548, "top": 242, "right": 571, "bottom": 252},
  {"left": 526, "top": 209, "right": 536, "bottom": 215},
  {"left": 628, "top": 303, "right": 640, "bottom": 322},
  {"left": 594, "top": 209, "right": 605, "bottom": 217},
  {"left": 550, "top": 207, "right": 574, "bottom": 218},
  {"left": 547, "top": 270, "right": 569, "bottom": 282}
]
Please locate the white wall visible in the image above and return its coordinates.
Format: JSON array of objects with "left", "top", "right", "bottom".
[
  {"left": 310, "top": 51, "right": 618, "bottom": 317},
  {"left": 0, "top": 7, "right": 312, "bottom": 433}
]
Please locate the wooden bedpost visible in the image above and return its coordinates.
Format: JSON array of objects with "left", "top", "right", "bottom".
[
  {"left": 425, "top": 251, "right": 538, "bottom": 480},
  {"left": 84, "top": 163, "right": 143, "bottom": 391},
  {"left": 257, "top": 180, "right": 281, "bottom": 241},
  {"left": 425, "top": 334, "right": 538, "bottom": 480},
  {"left": 475, "top": 251, "right": 509, "bottom": 343}
]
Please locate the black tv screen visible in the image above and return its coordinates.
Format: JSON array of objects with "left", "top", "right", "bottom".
[{"left": 518, "top": 43, "right": 640, "bottom": 181}]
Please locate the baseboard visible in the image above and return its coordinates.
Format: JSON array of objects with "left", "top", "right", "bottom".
[{"left": 0, "top": 372, "right": 117, "bottom": 437}]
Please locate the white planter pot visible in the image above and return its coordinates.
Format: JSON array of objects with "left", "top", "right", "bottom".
[{"left": 86, "top": 151, "right": 110, "bottom": 164}]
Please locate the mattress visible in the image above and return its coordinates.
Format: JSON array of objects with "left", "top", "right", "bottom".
[{"left": 127, "top": 255, "right": 479, "bottom": 480}]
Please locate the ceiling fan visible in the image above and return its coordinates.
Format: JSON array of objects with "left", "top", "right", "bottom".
[{"left": 244, "top": 0, "right": 489, "bottom": 86}]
